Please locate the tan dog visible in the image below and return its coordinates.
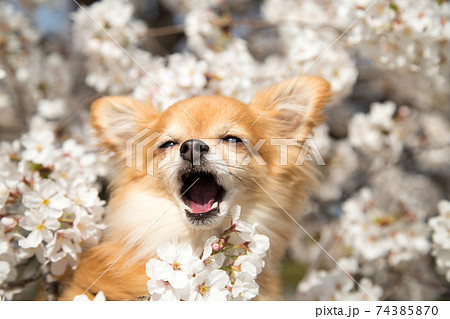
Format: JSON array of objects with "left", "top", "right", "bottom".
[{"left": 59, "top": 76, "right": 331, "bottom": 300}]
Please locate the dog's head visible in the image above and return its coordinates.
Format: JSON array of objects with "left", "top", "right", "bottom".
[{"left": 91, "top": 76, "right": 330, "bottom": 229}]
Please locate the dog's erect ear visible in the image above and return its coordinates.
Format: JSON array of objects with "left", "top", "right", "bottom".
[
  {"left": 250, "top": 76, "right": 331, "bottom": 139},
  {"left": 91, "top": 96, "right": 158, "bottom": 152}
]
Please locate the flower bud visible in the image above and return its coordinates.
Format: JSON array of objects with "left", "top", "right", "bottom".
[{"left": 1, "top": 217, "right": 17, "bottom": 229}]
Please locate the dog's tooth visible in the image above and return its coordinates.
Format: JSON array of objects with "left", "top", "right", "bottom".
[
  {"left": 184, "top": 204, "right": 193, "bottom": 213},
  {"left": 211, "top": 202, "right": 218, "bottom": 210}
]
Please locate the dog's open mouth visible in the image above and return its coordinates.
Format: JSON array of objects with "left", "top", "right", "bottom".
[{"left": 180, "top": 171, "right": 226, "bottom": 224}]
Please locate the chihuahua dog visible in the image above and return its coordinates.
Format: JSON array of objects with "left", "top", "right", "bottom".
[{"left": 59, "top": 76, "right": 330, "bottom": 300}]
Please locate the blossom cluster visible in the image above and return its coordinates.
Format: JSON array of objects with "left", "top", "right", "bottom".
[
  {"left": 341, "top": 187, "right": 430, "bottom": 269},
  {"left": 0, "top": 0, "right": 449, "bottom": 301},
  {"left": 301, "top": 100, "right": 448, "bottom": 300},
  {"left": 0, "top": 2, "right": 72, "bottom": 131},
  {"left": 429, "top": 200, "right": 450, "bottom": 282},
  {"left": 0, "top": 2, "right": 39, "bottom": 128},
  {"left": 145, "top": 206, "right": 269, "bottom": 301},
  {"left": 263, "top": 0, "right": 450, "bottom": 109},
  {"left": 0, "top": 115, "right": 109, "bottom": 300},
  {"left": 296, "top": 258, "right": 382, "bottom": 301},
  {"left": 346, "top": 0, "right": 450, "bottom": 109},
  {"left": 71, "top": 0, "right": 359, "bottom": 111}
]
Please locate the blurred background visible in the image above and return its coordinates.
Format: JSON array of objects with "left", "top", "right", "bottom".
[{"left": 0, "top": 0, "right": 449, "bottom": 300}]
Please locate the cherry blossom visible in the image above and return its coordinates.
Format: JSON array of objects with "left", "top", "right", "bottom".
[
  {"left": 18, "top": 210, "right": 60, "bottom": 249},
  {"left": 429, "top": 200, "right": 450, "bottom": 282},
  {"left": 22, "top": 179, "right": 71, "bottom": 218},
  {"left": 145, "top": 206, "right": 269, "bottom": 301},
  {"left": 1, "top": 0, "right": 449, "bottom": 301},
  {"left": 147, "top": 241, "right": 203, "bottom": 290},
  {"left": 189, "top": 269, "right": 230, "bottom": 301},
  {"left": 21, "top": 130, "right": 56, "bottom": 166},
  {"left": 231, "top": 273, "right": 259, "bottom": 301}
]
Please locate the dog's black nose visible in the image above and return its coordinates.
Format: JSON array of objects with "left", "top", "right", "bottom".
[{"left": 180, "top": 139, "right": 210, "bottom": 164}]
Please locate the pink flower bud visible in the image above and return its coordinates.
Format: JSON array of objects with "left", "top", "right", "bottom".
[{"left": 211, "top": 242, "right": 220, "bottom": 251}]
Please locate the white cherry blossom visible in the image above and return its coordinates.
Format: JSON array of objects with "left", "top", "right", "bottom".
[
  {"left": 1, "top": 0, "right": 449, "bottom": 301},
  {"left": 18, "top": 210, "right": 60, "bottom": 249},
  {"left": 189, "top": 269, "right": 230, "bottom": 301},
  {"left": 231, "top": 273, "right": 259, "bottom": 301},
  {"left": 147, "top": 241, "right": 203, "bottom": 289},
  {"left": 234, "top": 254, "right": 264, "bottom": 279},
  {"left": 21, "top": 130, "right": 56, "bottom": 165},
  {"left": 22, "top": 179, "right": 70, "bottom": 218}
]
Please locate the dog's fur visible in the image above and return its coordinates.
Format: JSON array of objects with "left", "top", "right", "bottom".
[{"left": 59, "top": 76, "right": 331, "bottom": 300}]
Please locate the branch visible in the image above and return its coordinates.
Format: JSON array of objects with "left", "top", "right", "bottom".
[
  {"left": 136, "top": 295, "right": 151, "bottom": 301},
  {"left": 147, "top": 24, "right": 185, "bottom": 37},
  {"left": 145, "top": 19, "right": 274, "bottom": 37},
  {"left": 41, "top": 264, "right": 59, "bottom": 301},
  {"left": 0, "top": 271, "right": 41, "bottom": 291}
]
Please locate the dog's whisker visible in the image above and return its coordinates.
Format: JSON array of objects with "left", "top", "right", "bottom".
[
  {"left": 159, "top": 170, "right": 177, "bottom": 191},
  {"left": 229, "top": 172, "right": 248, "bottom": 190},
  {"left": 207, "top": 161, "right": 249, "bottom": 172}
]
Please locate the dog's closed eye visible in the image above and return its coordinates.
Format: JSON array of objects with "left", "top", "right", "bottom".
[
  {"left": 222, "top": 136, "right": 243, "bottom": 143},
  {"left": 159, "top": 141, "right": 178, "bottom": 149}
]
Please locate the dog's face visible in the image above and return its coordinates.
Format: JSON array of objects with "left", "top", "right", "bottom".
[
  {"left": 152, "top": 96, "right": 265, "bottom": 228},
  {"left": 91, "top": 76, "right": 330, "bottom": 229}
]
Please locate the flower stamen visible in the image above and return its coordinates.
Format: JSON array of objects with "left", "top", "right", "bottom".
[
  {"left": 198, "top": 284, "right": 209, "bottom": 296},
  {"left": 172, "top": 261, "right": 181, "bottom": 270}
]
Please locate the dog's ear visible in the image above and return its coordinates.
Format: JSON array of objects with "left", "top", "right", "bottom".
[
  {"left": 250, "top": 76, "right": 331, "bottom": 139},
  {"left": 91, "top": 96, "right": 159, "bottom": 152}
]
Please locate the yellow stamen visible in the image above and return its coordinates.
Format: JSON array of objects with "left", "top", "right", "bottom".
[
  {"left": 42, "top": 198, "right": 50, "bottom": 206},
  {"left": 172, "top": 261, "right": 181, "bottom": 270},
  {"left": 198, "top": 284, "right": 209, "bottom": 296}
]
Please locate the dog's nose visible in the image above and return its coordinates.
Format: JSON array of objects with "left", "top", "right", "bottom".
[{"left": 180, "top": 139, "right": 210, "bottom": 164}]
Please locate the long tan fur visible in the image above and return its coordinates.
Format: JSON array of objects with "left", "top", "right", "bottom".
[{"left": 59, "top": 76, "right": 331, "bottom": 301}]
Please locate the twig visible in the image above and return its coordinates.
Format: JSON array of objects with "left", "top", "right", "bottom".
[
  {"left": 147, "top": 24, "right": 185, "bottom": 37},
  {"left": 136, "top": 295, "right": 151, "bottom": 301},
  {"left": 0, "top": 271, "right": 41, "bottom": 290},
  {"left": 145, "top": 19, "right": 274, "bottom": 37},
  {"left": 41, "top": 264, "right": 59, "bottom": 301}
]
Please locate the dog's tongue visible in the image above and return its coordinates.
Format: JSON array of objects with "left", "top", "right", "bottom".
[{"left": 188, "top": 180, "right": 218, "bottom": 214}]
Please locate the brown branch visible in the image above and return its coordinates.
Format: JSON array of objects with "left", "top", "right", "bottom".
[
  {"left": 41, "top": 264, "right": 59, "bottom": 301},
  {"left": 145, "top": 19, "right": 275, "bottom": 37},
  {"left": 0, "top": 271, "right": 41, "bottom": 291},
  {"left": 147, "top": 24, "right": 185, "bottom": 37},
  {"left": 136, "top": 295, "right": 151, "bottom": 301}
]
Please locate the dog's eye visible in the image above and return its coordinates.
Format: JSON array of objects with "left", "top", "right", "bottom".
[
  {"left": 159, "top": 141, "right": 177, "bottom": 149},
  {"left": 223, "top": 136, "right": 243, "bottom": 143}
]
